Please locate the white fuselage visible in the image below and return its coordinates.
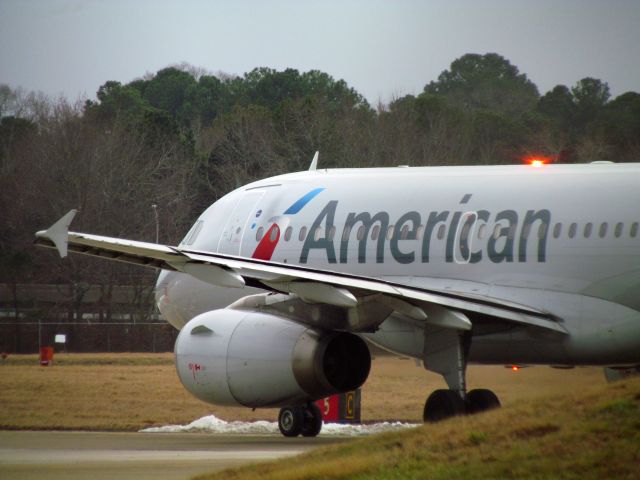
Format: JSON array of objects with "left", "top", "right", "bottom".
[{"left": 157, "top": 163, "right": 640, "bottom": 366}]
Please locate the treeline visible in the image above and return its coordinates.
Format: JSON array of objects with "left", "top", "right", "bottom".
[{"left": 1, "top": 52, "right": 638, "bottom": 313}]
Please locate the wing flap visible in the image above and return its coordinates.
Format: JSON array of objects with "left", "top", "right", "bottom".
[{"left": 177, "top": 248, "right": 568, "bottom": 334}]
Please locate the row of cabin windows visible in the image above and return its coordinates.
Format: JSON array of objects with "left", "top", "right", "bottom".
[{"left": 255, "top": 221, "right": 640, "bottom": 243}]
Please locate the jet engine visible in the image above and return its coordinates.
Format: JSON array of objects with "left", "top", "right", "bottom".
[{"left": 174, "top": 308, "right": 371, "bottom": 407}]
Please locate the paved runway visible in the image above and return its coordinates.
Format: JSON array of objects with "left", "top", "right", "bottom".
[{"left": 0, "top": 431, "right": 349, "bottom": 480}]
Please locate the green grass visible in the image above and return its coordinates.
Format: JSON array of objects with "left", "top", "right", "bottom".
[{"left": 194, "top": 378, "right": 640, "bottom": 480}]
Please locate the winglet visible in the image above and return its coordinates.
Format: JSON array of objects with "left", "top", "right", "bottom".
[
  {"left": 35, "top": 209, "right": 78, "bottom": 258},
  {"left": 308, "top": 151, "right": 319, "bottom": 171}
]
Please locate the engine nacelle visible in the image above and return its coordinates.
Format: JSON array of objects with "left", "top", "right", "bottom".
[{"left": 174, "top": 308, "right": 371, "bottom": 408}]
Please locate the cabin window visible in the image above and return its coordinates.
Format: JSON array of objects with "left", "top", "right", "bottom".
[
  {"left": 416, "top": 225, "right": 424, "bottom": 239},
  {"left": 328, "top": 226, "right": 336, "bottom": 241},
  {"left": 371, "top": 225, "right": 380, "bottom": 241},
  {"left": 461, "top": 223, "right": 471, "bottom": 240},
  {"left": 477, "top": 224, "right": 487, "bottom": 240},
  {"left": 269, "top": 225, "right": 280, "bottom": 242},
  {"left": 568, "top": 223, "right": 577, "bottom": 239},
  {"left": 357, "top": 225, "right": 365, "bottom": 241},
  {"left": 614, "top": 222, "right": 623, "bottom": 238},
  {"left": 387, "top": 225, "right": 394, "bottom": 240},
  {"left": 256, "top": 226, "right": 264, "bottom": 242},
  {"left": 599, "top": 222, "right": 608, "bottom": 238},
  {"left": 284, "top": 226, "right": 292, "bottom": 241},
  {"left": 313, "top": 227, "right": 322, "bottom": 241},
  {"left": 437, "top": 224, "right": 446, "bottom": 240},
  {"left": 584, "top": 223, "right": 593, "bottom": 238},
  {"left": 521, "top": 224, "right": 530, "bottom": 240},
  {"left": 492, "top": 224, "right": 501, "bottom": 240},
  {"left": 507, "top": 225, "right": 517, "bottom": 240},
  {"left": 538, "top": 223, "right": 548, "bottom": 239},
  {"left": 631, "top": 222, "right": 639, "bottom": 238},
  {"left": 342, "top": 226, "right": 351, "bottom": 241},
  {"left": 553, "top": 223, "right": 562, "bottom": 239},
  {"left": 299, "top": 226, "right": 307, "bottom": 241},
  {"left": 401, "top": 224, "right": 410, "bottom": 240}
]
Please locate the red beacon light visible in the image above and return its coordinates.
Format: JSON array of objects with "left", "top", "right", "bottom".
[
  {"left": 525, "top": 155, "right": 551, "bottom": 167},
  {"left": 529, "top": 159, "right": 545, "bottom": 168}
]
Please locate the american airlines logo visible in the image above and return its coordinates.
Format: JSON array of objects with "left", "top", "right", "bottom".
[{"left": 299, "top": 195, "right": 551, "bottom": 265}]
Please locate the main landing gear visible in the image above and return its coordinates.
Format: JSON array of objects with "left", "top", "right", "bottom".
[
  {"left": 423, "top": 388, "right": 501, "bottom": 422},
  {"left": 422, "top": 318, "right": 501, "bottom": 422},
  {"left": 278, "top": 403, "right": 323, "bottom": 437}
]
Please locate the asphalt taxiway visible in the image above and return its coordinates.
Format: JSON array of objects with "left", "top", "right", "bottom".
[{"left": 0, "top": 431, "right": 349, "bottom": 480}]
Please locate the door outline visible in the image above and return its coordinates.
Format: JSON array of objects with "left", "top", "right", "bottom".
[
  {"left": 454, "top": 211, "right": 477, "bottom": 264},
  {"left": 217, "top": 190, "right": 265, "bottom": 255}
]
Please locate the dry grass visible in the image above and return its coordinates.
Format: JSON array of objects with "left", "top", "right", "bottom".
[
  {"left": 195, "top": 378, "right": 640, "bottom": 480},
  {"left": 360, "top": 357, "right": 603, "bottom": 422},
  {"left": 0, "top": 353, "right": 605, "bottom": 430},
  {"left": 2, "top": 353, "right": 175, "bottom": 366},
  {"left": 0, "top": 353, "right": 275, "bottom": 430}
]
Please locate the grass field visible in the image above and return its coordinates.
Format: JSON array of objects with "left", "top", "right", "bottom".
[
  {"left": 195, "top": 377, "right": 640, "bottom": 480},
  {"left": 0, "top": 353, "right": 606, "bottom": 431}
]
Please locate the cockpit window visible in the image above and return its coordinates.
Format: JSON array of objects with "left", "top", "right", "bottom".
[{"left": 182, "top": 221, "right": 203, "bottom": 245}]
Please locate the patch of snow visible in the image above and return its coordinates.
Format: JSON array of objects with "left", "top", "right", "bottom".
[{"left": 140, "top": 414, "right": 419, "bottom": 436}]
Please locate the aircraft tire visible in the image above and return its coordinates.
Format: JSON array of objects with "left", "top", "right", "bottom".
[
  {"left": 466, "top": 388, "right": 501, "bottom": 414},
  {"left": 278, "top": 406, "right": 304, "bottom": 437},
  {"left": 423, "top": 389, "right": 466, "bottom": 423},
  {"left": 301, "top": 403, "right": 323, "bottom": 437}
]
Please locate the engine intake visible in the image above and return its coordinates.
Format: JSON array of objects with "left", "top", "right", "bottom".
[{"left": 174, "top": 308, "right": 371, "bottom": 408}]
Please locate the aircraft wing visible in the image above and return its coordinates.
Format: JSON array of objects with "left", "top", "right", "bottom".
[{"left": 35, "top": 210, "right": 567, "bottom": 335}]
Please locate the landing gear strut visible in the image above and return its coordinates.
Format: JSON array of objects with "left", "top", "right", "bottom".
[
  {"left": 422, "top": 314, "right": 501, "bottom": 422},
  {"left": 278, "top": 403, "right": 323, "bottom": 437}
]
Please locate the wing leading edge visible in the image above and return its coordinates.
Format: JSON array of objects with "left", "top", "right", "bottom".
[{"left": 35, "top": 211, "right": 567, "bottom": 335}]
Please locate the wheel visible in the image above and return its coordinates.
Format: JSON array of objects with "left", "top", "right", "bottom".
[
  {"left": 423, "top": 389, "right": 466, "bottom": 423},
  {"left": 466, "top": 388, "right": 501, "bottom": 414},
  {"left": 301, "top": 403, "right": 323, "bottom": 437},
  {"left": 278, "top": 406, "right": 304, "bottom": 437}
]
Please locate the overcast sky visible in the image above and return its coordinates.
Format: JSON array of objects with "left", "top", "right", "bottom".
[{"left": 1, "top": 0, "right": 639, "bottom": 104}]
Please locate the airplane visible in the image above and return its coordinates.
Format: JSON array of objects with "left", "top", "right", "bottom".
[{"left": 35, "top": 154, "right": 640, "bottom": 437}]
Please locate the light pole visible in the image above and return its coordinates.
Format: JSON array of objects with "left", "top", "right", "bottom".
[{"left": 151, "top": 204, "right": 159, "bottom": 243}]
